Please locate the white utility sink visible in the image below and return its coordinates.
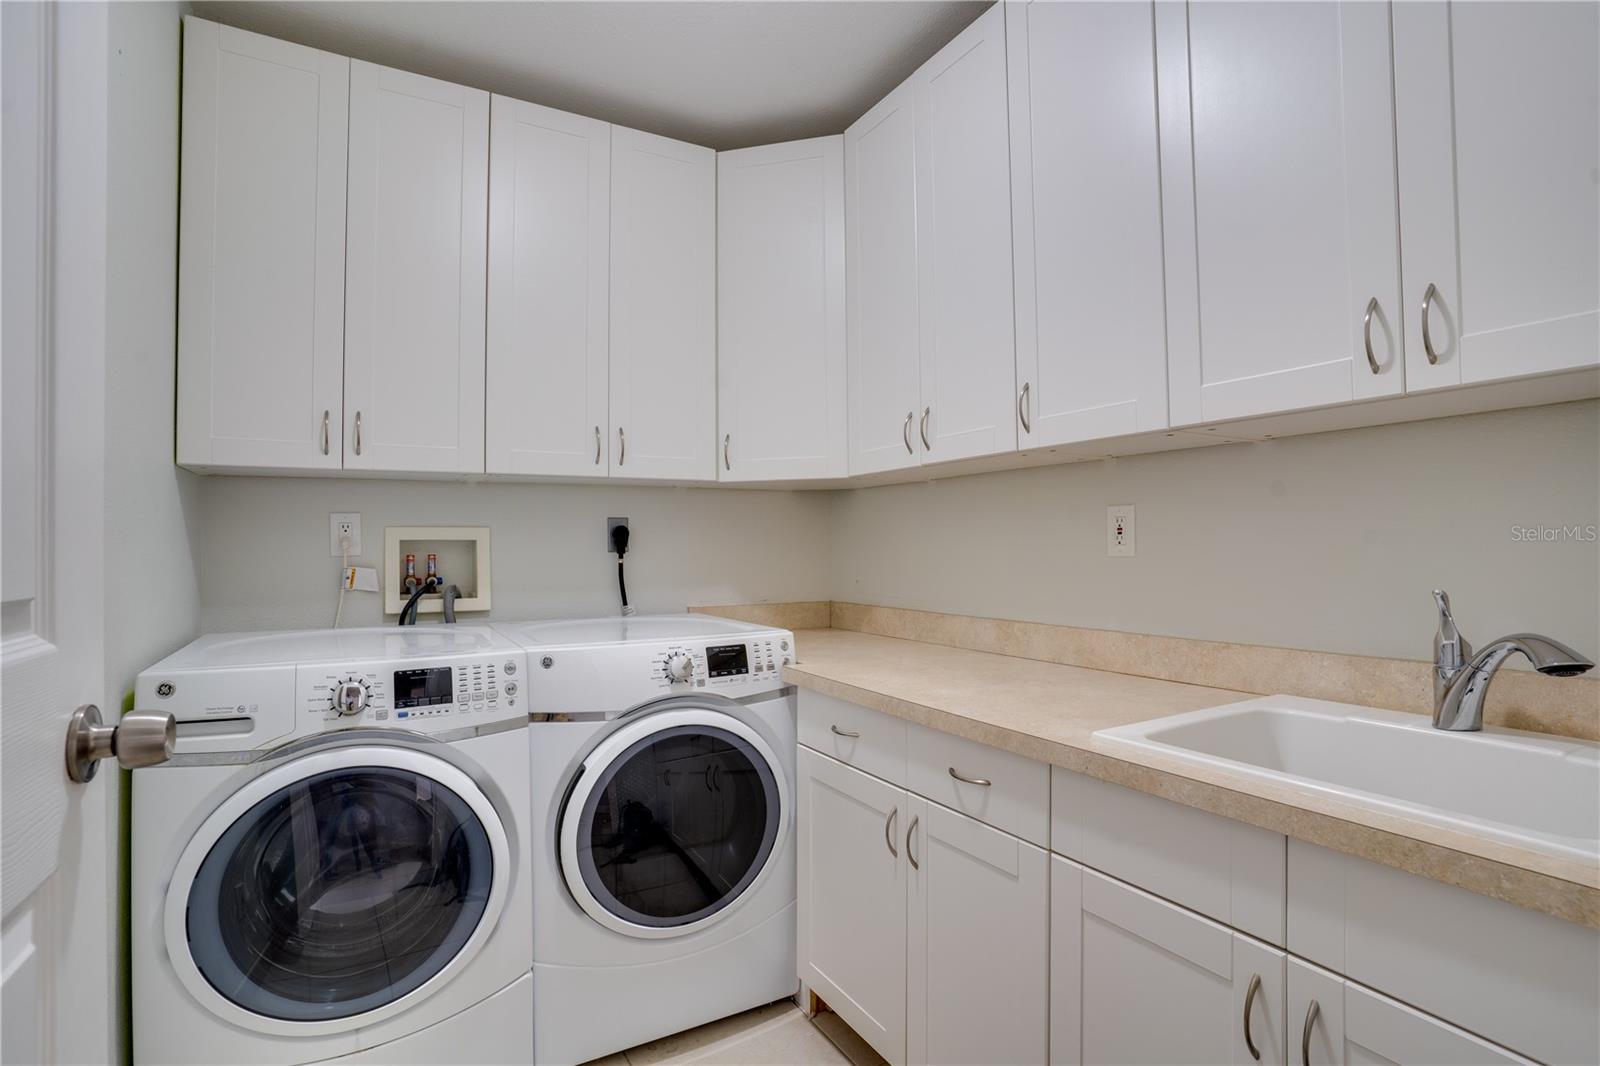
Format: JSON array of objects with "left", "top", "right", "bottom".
[{"left": 1095, "top": 695, "right": 1600, "bottom": 862}]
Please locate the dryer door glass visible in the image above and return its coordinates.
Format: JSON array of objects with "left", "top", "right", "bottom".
[
  {"left": 184, "top": 765, "right": 495, "bottom": 1021},
  {"left": 573, "top": 724, "right": 780, "bottom": 928}
]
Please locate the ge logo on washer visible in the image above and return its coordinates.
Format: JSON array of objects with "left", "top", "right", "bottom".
[{"left": 156, "top": 681, "right": 175, "bottom": 698}]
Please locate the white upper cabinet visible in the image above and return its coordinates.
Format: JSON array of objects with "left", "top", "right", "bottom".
[
  {"left": 717, "top": 137, "right": 846, "bottom": 482},
  {"left": 177, "top": 18, "right": 347, "bottom": 470},
  {"left": 1008, "top": 1, "right": 1170, "bottom": 447},
  {"left": 914, "top": 3, "right": 1016, "bottom": 463},
  {"left": 485, "top": 97, "right": 610, "bottom": 477},
  {"left": 1394, "top": 1, "right": 1600, "bottom": 391},
  {"left": 609, "top": 126, "right": 717, "bottom": 481},
  {"left": 344, "top": 61, "right": 488, "bottom": 473},
  {"left": 846, "top": 80, "right": 923, "bottom": 476},
  {"left": 1160, "top": 2, "right": 1404, "bottom": 426}
]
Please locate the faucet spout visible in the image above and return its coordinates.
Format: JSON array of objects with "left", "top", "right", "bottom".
[{"left": 1431, "top": 591, "right": 1594, "bottom": 731}]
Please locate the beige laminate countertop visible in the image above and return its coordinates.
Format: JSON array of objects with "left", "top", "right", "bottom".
[{"left": 781, "top": 627, "right": 1600, "bottom": 929}]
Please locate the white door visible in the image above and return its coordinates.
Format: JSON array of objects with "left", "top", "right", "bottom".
[
  {"left": 1161, "top": 1, "right": 1404, "bottom": 426},
  {"left": 846, "top": 79, "right": 922, "bottom": 476},
  {"left": 345, "top": 60, "right": 488, "bottom": 474},
  {"left": 915, "top": 2, "right": 1016, "bottom": 463},
  {"left": 717, "top": 137, "right": 847, "bottom": 482},
  {"left": 608, "top": 125, "right": 716, "bottom": 481},
  {"left": 3, "top": 5, "right": 114, "bottom": 1061},
  {"left": 906, "top": 799, "right": 1047, "bottom": 1066},
  {"left": 1394, "top": 1, "right": 1600, "bottom": 391},
  {"left": 1053, "top": 861, "right": 1287, "bottom": 1066},
  {"left": 797, "top": 748, "right": 908, "bottom": 1065},
  {"left": 485, "top": 96, "right": 610, "bottom": 477},
  {"left": 1290, "top": 958, "right": 1531, "bottom": 1065},
  {"left": 176, "top": 17, "right": 347, "bottom": 471},
  {"left": 1008, "top": 0, "right": 1171, "bottom": 447}
]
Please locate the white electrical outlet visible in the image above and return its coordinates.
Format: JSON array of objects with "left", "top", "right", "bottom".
[
  {"left": 1107, "top": 505, "right": 1136, "bottom": 557},
  {"left": 330, "top": 513, "right": 362, "bottom": 557}
]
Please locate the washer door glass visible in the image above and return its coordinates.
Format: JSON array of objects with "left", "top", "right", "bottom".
[
  {"left": 573, "top": 724, "right": 780, "bottom": 929},
  {"left": 185, "top": 765, "right": 494, "bottom": 1022}
]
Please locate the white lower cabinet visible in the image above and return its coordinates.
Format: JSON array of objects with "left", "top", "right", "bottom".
[
  {"left": 1052, "top": 857, "right": 1286, "bottom": 1066},
  {"left": 907, "top": 798, "right": 1048, "bottom": 1065},
  {"left": 797, "top": 747, "right": 909, "bottom": 1064},
  {"left": 1289, "top": 958, "right": 1530, "bottom": 1066}
]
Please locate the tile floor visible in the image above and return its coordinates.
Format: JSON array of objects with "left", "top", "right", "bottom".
[{"left": 584, "top": 999, "right": 887, "bottom": 1066}]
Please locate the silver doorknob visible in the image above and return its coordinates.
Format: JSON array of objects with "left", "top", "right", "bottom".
[{"left": 65, "top": 704, "right": 176, "bottom": 783}]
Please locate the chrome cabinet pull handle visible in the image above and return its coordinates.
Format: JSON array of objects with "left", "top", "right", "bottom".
[
  {"left": 907, "top": 815, "right": 919, "bottom": 869},
  {"left": 1018, "top": 383, "right": 1031, "bottom": 433},
  {"left": 1362, "top": 297, "right": 1380, "bottom": 375},
  {"left": 1243, "top": 973, "right": 1262, "bottom": 1061},
  {"left": 322, "top": 410, "right": 330, "bottom": 455},
  {"left": 829, "top": 724, "right": 860, "bottom": 738},
  {"left": 617, "top": 427, "right": 625, "bottom": 466},
  {"left": 353, "top": 411, "right": 362, "bottom": 456},
  {"left": 920, "top": 406, "right": 931, "bottom": 450},
  {"left": 948, "top": 766, "right": 992, "bottom": 787},
  {"left": 885, "top": 806, "right": 899, "bottom": 857},
  {"left": 594, "top": 426, "right": 601, "bottom": 465},
  {"left": 902, "top": 411, "right": 914, "bottom": 455},
  {"left": 1421, "top": 282, "right": 1441, "bottom": 365},
  {"left": 724, "top": 433, "right": 731, "bottom": 471},
  {"left": 1301, "top": 999, "right": 1321, "bottom": 1066}
]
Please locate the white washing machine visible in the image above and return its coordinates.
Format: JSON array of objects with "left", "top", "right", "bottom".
[
  {"left": 131, "top": 626, "right": 533, "bottom": 1066},
  {"left": 496, "top": 616, "right": 799, "bottom": 1066}
]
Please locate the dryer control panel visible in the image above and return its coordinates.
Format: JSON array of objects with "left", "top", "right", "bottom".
[{"left": 297, "top": 652, "right": 525, "bottom": 731}]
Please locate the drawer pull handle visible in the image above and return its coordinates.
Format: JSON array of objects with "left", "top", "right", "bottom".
[
  {"left": 948, "top": 767, "right": 992, "bottom": 787},
  {"left": 829, "top": 725, "right": 861, "bottom": 738},
  {"left": 907, "top": 815, "right": 919, "bottom": 870},
  {"left": 1421, "top": 282, "right": 1442, "bottom": 365},
  {"left": 885, "top": 806, "right": 898, "bottom": 858},
  {"left": 1243, "top": 973, "right": 1262, "bottom": 1060},
  {"left": 1301, "top": 999, "right": 1321, "bottom": 1066}
]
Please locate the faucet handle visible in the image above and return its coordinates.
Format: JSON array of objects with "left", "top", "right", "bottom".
[{"left": 1432, "top": 589, "right": 1470, "bottom": 670}]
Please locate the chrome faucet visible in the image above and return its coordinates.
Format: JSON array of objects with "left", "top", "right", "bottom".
[{"left": 1431, "top": 589, "right": 1594, "bottom": 731}]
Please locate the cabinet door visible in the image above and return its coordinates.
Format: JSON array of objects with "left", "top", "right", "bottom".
[
  {"left": 344, "top": 61, "right": 488, "bottom": 473},
  {"left": 846, "top": 80, "right": 922, "bottom": 476},
  {"left": 177, "top": 18, "right": 347, "bottom": 470},
  {"left": 1394, "top": 1, "right": 1599, "bottom": 391},
  {"left": 717, "top": 137, "right": 846, "bottom": 481},
  {"left": 915, "top": 2, "right": 1016, "bottom": 462},
  {"left": 1160, "top": 2, "right": 1404, "bottom": 425},
  {"left": 1008, "top": 1, "right": 1170, "bottom": 446},
  {"left": 1054, "top": 863, "right": 1286, "bottom": 1066},
  {"left": 907, "top": 799, "right": 1047, "bottom": 1066},
  {"left": 609, "top": 126, "right": 716, "bottom": 481},
  {"left": 1290, "top": 958, "right": 1532, "bottom": 1065},
  {"left": 797, "top": 748, "right": 908, "bottom": 1065},
  {"left": 485, "top": 97, "right": 609, "bottom": 476}
]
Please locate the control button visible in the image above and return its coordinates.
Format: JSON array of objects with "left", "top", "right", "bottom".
[
  {"left": 504, "top": 681, "right": 518, "bottom": 696},
  {"left": 504, "top": 661, "right": 516, "bottom": 675},
  {"left": 473, "top": 701, "right": 485, "bottom": 711},
  {"left": 780, "top": 640, "right": 789, "bottom": 651},
  {"left": 486, "top": 688, "right": 498, "bottom": 702}
]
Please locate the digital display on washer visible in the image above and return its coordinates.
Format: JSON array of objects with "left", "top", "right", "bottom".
[
  {"left": 705, "top": 644, "right": 749, "bottom": 678},
  {"left": 394, "top": 667, "right": 453, "bottom": 708}
]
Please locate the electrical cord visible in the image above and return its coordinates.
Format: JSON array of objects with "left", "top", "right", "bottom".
[
  {"left": 610, "top": 524, "right": 635, "bottom": 616},
  {"left": 333, "top": 535, "right": 351, "bottom": 628}
]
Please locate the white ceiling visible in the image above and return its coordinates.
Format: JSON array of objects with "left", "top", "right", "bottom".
[{"left": 189, "top": 1, "right": 989, "bottom": 150}]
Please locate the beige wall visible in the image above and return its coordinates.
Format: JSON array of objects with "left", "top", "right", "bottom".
[
  {"left": 829, "top": 400, "right": 1600, "bottom": 663},
  {"left": 197, "top": 478, "right": 833, "bottom": 631}
]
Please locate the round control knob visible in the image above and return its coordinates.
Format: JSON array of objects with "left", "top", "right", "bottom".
[
  {"left": 665, "top": 651, "right": 695, "bottom": 683},
  {"left": 333, "top": 680, "right": 369, "bottom": 717}
]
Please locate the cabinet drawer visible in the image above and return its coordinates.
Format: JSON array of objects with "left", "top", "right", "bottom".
[
  {"left": 1289, "top": 841, "right": 1597, "bottom": 1066},
  {"left": 798, "top": 691, "right": 907, "bottom": 786},
  {"left": 907, "top": 722, "right": 1049, "bottom": 846},
  {"left": 1052, "top": 767, "right": 1284, "bottom": 945}
]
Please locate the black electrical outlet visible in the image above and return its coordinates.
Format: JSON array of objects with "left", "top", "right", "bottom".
[{"left": 606, "top": 517, "right": 629, "bottom": 552}]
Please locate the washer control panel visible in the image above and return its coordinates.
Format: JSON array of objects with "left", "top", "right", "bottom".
[
  {"left": 297, "top": 653, "right": 526, "bottom": 732},
  {"left": 649, "top": 635, "right": 792, "bottom": 691}
]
